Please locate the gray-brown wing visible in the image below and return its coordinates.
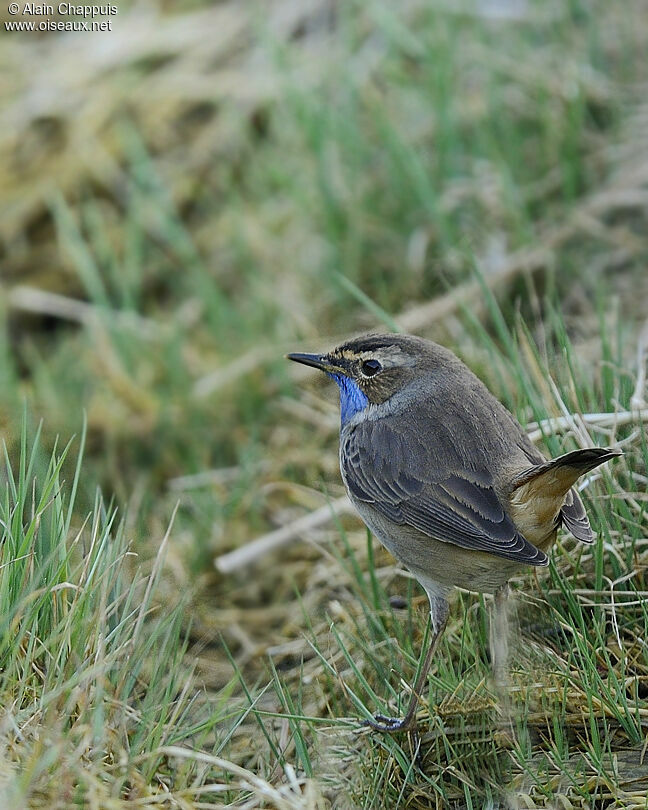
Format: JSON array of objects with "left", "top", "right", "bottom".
[
  {"left": 560, "top": 488, "right": 594, "bottom": 543},
  {"left": 342, "top": 418, "right": 548, "bottom": 566}
]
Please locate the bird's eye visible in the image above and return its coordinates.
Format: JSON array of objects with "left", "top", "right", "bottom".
[{"left": 361, "top": 358, "right": 382, "bottom": 377}]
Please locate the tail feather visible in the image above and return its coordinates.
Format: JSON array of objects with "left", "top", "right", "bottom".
[
  {"left": 508, "top": 447, "right": 621, "bottom": 546},
  {"left": 549, "top": 447, "right": 622, "bottom": 475},
  {"left": 512, "top": 447, "right": 621, "bottom": 495},
  {"left": 560, "top": 487, "right": 595, "bottom": 544}
]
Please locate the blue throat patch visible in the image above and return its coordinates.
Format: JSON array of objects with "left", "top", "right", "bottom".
[{"left": 329, "top": 373, "right": 369, "bottom": 425}]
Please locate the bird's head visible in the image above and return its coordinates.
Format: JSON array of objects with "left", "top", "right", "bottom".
[{"left": 287, "top": 333, "right": 457, "bottom": 425}]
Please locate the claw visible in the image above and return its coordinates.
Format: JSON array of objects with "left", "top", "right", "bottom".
[{"left": 362, "top": 713, "right": 416, "bottom": 733}]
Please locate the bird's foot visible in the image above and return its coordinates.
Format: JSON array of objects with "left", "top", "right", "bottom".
[
  {"left": 362, "top": 713, "right": 417, "bottom": 734},
  {"left": 363, "top": 712, "right": 423, "bottom": 764}
]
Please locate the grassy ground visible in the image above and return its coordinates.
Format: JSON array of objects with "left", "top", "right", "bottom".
[{"left": 2, "top": 0, "right": 648, "bottom": 807}]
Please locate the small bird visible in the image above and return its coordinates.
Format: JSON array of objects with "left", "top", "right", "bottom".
[{"left": 288, "top": 333, "right": 620, "bottom": 733}]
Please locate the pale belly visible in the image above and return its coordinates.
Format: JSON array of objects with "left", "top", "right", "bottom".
[{"left": 350, "top": 498, "right": 553, "bottom": 594}]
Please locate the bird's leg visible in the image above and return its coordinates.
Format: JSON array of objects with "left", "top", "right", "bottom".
[
  {"left": 491, "top": 583, "right": 510, "bottom": 688},
  {"left": 365, "top": 595, "right": 449, "bottom": 734},
  {"left": 491, "top": 583, "right": 514, "bottom": 739}
]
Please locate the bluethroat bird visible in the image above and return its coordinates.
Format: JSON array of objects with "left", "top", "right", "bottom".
[{"left": 288, "top": 333, "right": 620, "bottom": 733}]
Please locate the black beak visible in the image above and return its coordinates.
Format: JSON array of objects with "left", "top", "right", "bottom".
[{"left": 286, "top": 352, "right": 339, "bottom": 374}]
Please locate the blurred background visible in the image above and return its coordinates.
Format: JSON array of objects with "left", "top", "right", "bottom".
[{"left": 2, "top": 0, "right": 648, "bottom": 806}]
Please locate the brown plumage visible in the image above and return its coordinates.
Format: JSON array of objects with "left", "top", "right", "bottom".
[
  {"left": 509, "top": 447, "right": 620, "bottom": 549},
  {"left": 288, "top": 333, "right": 621, "bottom": 733}
]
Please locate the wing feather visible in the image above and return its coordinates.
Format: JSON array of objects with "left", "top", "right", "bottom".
[{"left": 342, "top": 418, "right": 548, "bottom": 566}]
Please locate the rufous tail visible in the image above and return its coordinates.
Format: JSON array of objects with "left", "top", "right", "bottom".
[{"left": 512, "top": 447, "right": 621, "bottom": 499}]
